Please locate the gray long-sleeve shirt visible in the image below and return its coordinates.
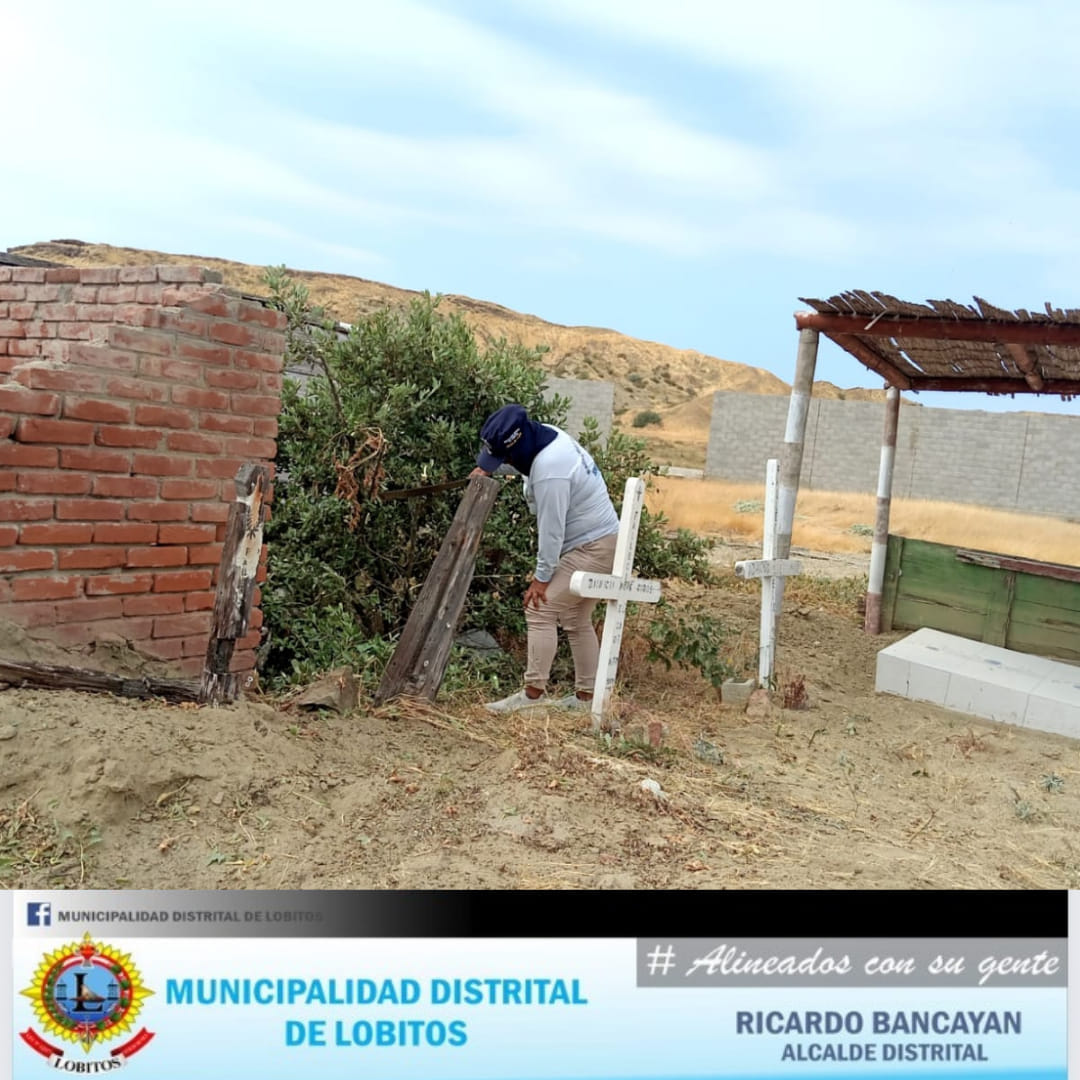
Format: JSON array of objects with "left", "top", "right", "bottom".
[{"left": 522, "top": 427, "right": 620, "bottom": 582}]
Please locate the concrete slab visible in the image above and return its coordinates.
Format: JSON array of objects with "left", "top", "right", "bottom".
[{"left": 875, "top": 627, "right": 1080, "bottom": 739}]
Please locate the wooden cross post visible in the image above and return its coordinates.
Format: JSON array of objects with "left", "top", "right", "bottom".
[
  {"left": 734, "top": 459, "right": 802, "bottom": 688},
  {"left": 569, "top": 477, "right": 661, "bottom": 732},
  {"left": 200, "top": 463, "right": 271, "bottom": 705}
]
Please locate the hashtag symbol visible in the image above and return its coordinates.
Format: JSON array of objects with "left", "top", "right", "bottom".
[{"left": 646, "top": 943, "right": 676, "bottom": 976}]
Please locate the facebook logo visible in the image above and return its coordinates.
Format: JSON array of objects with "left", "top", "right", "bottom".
[{"left": 27, "top": 902, "right": 51, "bottom": 927}]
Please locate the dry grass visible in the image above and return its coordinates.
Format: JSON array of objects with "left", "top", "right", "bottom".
[{"left": 648, "top": 475, "right": 1080, "bottom": 565}]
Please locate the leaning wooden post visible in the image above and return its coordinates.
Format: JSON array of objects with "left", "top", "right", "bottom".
[
  {"left": 865, "top": 385, "right": 900, "bottom": 634},
  {"left": 199, "top": 463, "right": 271, "bottom": 705},
  {"left": 771, "top": 324, "right": 819, "bottom": 640},
  {"left": 375, "top": 476, "right": 501, "bottom": 705}
]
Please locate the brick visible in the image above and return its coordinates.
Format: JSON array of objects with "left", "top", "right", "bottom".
[
  {"left": 0, "top": 473, "right": 13, "bottom": 492},
  {"left": 0, "top": 320, "right": 27, "bottom": 338},
  {"left": 71, "top": 286, "right": 99, "bottom": 303},
  {"left": 133, "top": 404, "right": 195, "bottom": 430},
  {"left": 12, "top": 575, "right": 81, "bottom": 601},
  {"left": 127, "top": 501, "right": 189, "bottom": 522},
  {"left": 191, "top": 503, "right": 230, "bottom": 523},
  {"left": 0, "top": 443, "right": 58, "bottom": 468},
  {"left": 125, "top": 546, "right": 189, "bottom": 568},
  {"left": 152, "top": 611, "right": 212, "bottom": 638},
  {"left": 0, "top": 525, "right": 17, "bottom": 546},
  {"left": 158, "top": 266, "right": 211, "bottom": 284},
  {"left": 153, "top": 569, "right": 212, "bottom": 593},
  {"left": 92, "top": 476, "right": 158, "bottom": 498},
  {"left": 43, "top": 268, "right": 81, "bottom": 284},
  {"left": 39, "top": 623, "right": 95, "bottom": 647},
  {"left": 137, "top": 356, "right": 202, "bottom": 382},
  {"left": 0, "top": 268, "right": 9, "bottom": 282},
  {"left": 133, "top": 284, "right": 166, "bottom": 304},
  {"left": 198, "top": 412, "right": 251, "bottom": 434},
  {"left": 0, "top": 549, "right": 55, "bottom": 572},
  {"left": 0, "top": 498, "right": 53, "bottom": 521},
  {"left": 206, "top": 369, "right": 259, "bottom": 390},
  {"left": 60, "top": 447, "right": 132, "bottom": 473},
  {"left": 177, "top": 341, "right": 231, "bottom": 366},
  {"left": 238, "top": 304, "right": 287, "bottom": 329},
  {"left": 187, "top": 543, "right": 224, "bottom": 565},
  {"left": 85, "top": 573, "right": 154, "bottom": 596},
  {"left": 140, "top": 637, "right": 184, "bottom": 660},
  {"left": 17, "top": 472, "right": 92, "bottom": 495},
  {"left": 0, "top": 285, "right": 26, "bottom": 301},
  {"left": 167, "top": 432, "right": 223, "bottom": 455},
  {"left": 158, "top": 523, "right": 217, "bottom": 545},
  {"left": 56, "top": 498, "right": 125, "bottom": 521},
  {"left": 184, "top": 590, "right": 216, "bottom": 611},
  {"left": 94, "top": 523, "right": 158, "bottom": 544},
  {"left": 156, "top": 311, "right": 209, "bottom": 337},
  {"left": 172, "top": 386, "right": 229, "bottom": 411},
  {"left": 222, "top": 435, "right": 277, "bottom": 459},
  {"left": 38, "top": 303, "right": 78, "bottom": 321},
  {"left": 23, "top": 368, "right": 103, "bottom": 393},
  {"left": 58, "top": 547, "right": 128, "bottom": 570},
  {"left": 181, "top": 634, "right": 210, "bottom": 657},
  {"left": 108, "top": 304, "right": 158, "bottom": 328},
  {"left": 96, "top": 286, "right": 137, "bottom": 303},
  {"left": 77, "top": 305, "right": 124, "bottom": 323},
  {"left": 196, "top": 457, "right": 247, "bottom": 479},
  {"left": 250, "top": 607, "right": 264, "bottom": 630},
  {"left": 123, "top": 593, "right": 184, "bottom": 616},
  {"left": 230, "top": 649, "right": 257, "bottom": 673},
  {"left": 54, "top": 597, "right": 123, "bottom": 623},
  {"left": 89, "top": 616, "right": 155, "bottom": 641},
  {"left": 260, "top": 330, "right": 286, "bottom": 355},
  {"left": 237, "top": 629, "right": 261, "bottom": 651},
  {"left": 56, "top": 323, "right": 95, "bottom": 340},
  {"left": 0, "top": 600, "right": 57, "bottom": 626},
  {"left": 12, "top": 268, "right": 47, "bottom": 283},
  {"left": 260, "top": 373, "right": 284, "bottom": 392},
  {"left": 7, "top": 340, "right": 41, "bottom": 357},
  {"left": 0, "top": 416, "right": 11, "bottom": 440},
  {"left": 16, "top": 417, "right": 94, "bottom": 444},
  {"left": 160, "top": 479, "right": 218, "bottom": 500},
  {"left": 69, "top": 344, "right": 138, "bottom": 373},
  {"left": 20, "top": 522, "right": 93, "bottom": 545},
  {"left": 232, "top": 349, "right": 283, "bottom": 374},
  {"left": 96, "top": 425, "right": 163, "bottom": 448},
  {"left": 118, "top": 266, "right": 159, "bottom": 284},
  {"left": 22, "top": 321, "right": 59, "bottom": 339},
  {"left": 0, "top": 387, "right": 60, "bottom": 415},
  {"left": 108, "top": 326, "right": 174, "bottom": 356},
  {"left": 62, "top": 398, "right": 132, "bottom": 424},
  {"left": 9, "top": 303, "right": 34, "bottom": 319},
  {"left": 133, "top": 453, "right": 193, "bottom": 477},
  {"left": 210, "top": 322, "right": 257, "bottom": 348},
  {"left": 179, "top": 293, "right": 234, "bottom": 318}
]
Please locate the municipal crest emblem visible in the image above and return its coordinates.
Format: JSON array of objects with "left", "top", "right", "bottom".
[{"left": 20, "top": 933, "right": 154, "bottom": 1070}]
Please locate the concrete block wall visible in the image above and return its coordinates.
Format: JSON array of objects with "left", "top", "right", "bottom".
[
  {"left": 706, "top": 391, "right": 1080, "bottom": 519},
  {"left": 0, "top": 264, "right": 286, "bottom": 678},
  {"left": 543, "top": 375, "right": 614, "bottom": 440}
]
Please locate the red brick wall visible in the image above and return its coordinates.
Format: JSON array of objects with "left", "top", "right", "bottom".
[{"left": 0, "top": 264, "right": 285, "bottom": 681}]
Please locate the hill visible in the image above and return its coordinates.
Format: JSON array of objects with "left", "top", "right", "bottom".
[{"left": 9, "top": 240, "right": 889, "bottom": 416}]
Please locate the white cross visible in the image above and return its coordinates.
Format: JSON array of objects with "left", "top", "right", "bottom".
[
  {"left": 734, "top": 459, "right": 802, "bottom": 687},
  {"left": 569, "top": 476, "right": 662, "bottom": 731}
]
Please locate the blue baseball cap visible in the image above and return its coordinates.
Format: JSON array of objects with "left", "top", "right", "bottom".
[{"left": 476, "top": 404, "right": 528, "bottom": 472}]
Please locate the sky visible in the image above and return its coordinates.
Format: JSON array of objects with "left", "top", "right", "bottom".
[{"left": 4, "top": 0, "right": 1080, "bottom": 415}]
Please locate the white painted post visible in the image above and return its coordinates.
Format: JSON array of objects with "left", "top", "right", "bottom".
[
  {"left": 735, "top": 459, "right": 803, "bottom": 688},
  {"left": 865, "top": 385, "right": 900, "bottom": 634},
  {"left": 568, "top": 476, "right": 662, "bottom": 731}
]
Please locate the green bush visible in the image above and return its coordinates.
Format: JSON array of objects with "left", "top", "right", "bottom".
[
  {"left": 260, "top": 269, "right": 714, "bottom": 684},
  {"left": 632, "top": 410, "right": 662, "bottom": 428}
]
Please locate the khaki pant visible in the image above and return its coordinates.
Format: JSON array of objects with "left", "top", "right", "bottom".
[{"left": 524, "top": 532, "right": 618, "bottom": 693}]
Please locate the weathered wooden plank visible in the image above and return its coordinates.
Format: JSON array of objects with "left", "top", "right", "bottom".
[
  {"left": 982, "top": 570, "right": 1016, "bottom": 647},
  {"left": 200, "top": 463, "right": 271, "bottom": 706},
  {"left": 891, "top": 595, "right": 988, "bottom": 639},
  {"left": 1005, "top": 621, "right": 1080, "bottom": 664},
  {"left": 880, "top": 534, "right": 904, "bottom": 632},
  {"left": 1012, "top": 573, "right": 1080, "bottom": 616},
  {"left": 374, "top": 476, "right": 501, "bottom": 705},
  {"left": 0, "top": 659, "right": 200, "bottom": 703},
  {"left": 957, "top": 548, "right": 1080, "bottom": 585},
  {"left": 895, "top": 539, "right": 996, "bottom": 600}
]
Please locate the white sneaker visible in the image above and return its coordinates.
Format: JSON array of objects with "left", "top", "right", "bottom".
[
  {"left": 555, "top": 693, "right": 591, "bottom": 711},
  {"left": 484, "top": 688, "right": 555, "bottom": 714}
]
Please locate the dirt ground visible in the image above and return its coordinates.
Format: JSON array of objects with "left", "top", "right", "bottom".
[{"left": 2, "top": 546, "right": 1079, "bottom": 892}]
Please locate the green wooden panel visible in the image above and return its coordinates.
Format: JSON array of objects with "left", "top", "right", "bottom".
[
  {"left": 892, "top": 594, "right": 988, "bottom": 639},
  {"left": 893, "top": 538, "right": 996, "bottom": 600},
  {"left": 1006, "top": 620, "right": 1080, "bottom": 664},
  {"left": 1012, "top": 573, "right": 1080, "bottom": 616},
  {"left": 983, "top": 571, "right": 1016, "bottom": 647}
]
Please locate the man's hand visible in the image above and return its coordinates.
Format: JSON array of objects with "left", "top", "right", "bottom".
[
  {"left": 523, "top": 577, "right": 549, "bottom": 609},
  {"left": 469, "top": 467, "right": 490, "bottom": 478}
]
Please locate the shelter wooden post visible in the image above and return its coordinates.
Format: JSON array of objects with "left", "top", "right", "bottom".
[
  {"left": 375, "top": 476, "right": 501, "bottom": 705},
  {"left": 772, "top": 325, "right": 819, "bottom": 634},
  {"left": 865, "top": 386, "right": 901, "bottom": 634},
  {"left": 200, "top": 463, "right": 270, "bottom": 705}
]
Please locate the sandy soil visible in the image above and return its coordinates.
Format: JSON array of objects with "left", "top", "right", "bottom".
[{"left": 3, "top": 552, "right": 1078, "bottom": 892}]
